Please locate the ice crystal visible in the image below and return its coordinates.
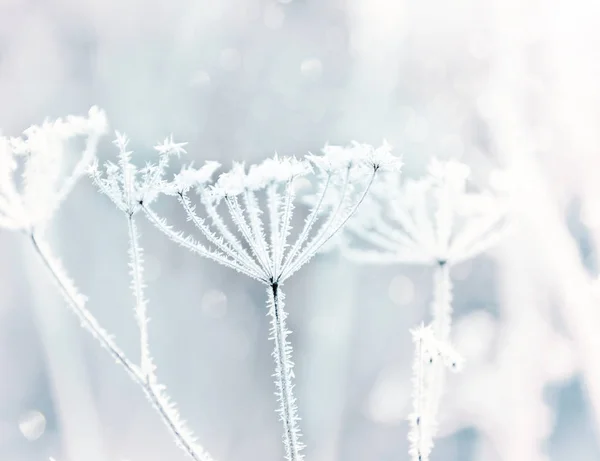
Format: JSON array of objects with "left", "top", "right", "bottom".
[{"left": 0, "top": 107, "right": 107, "bottom": 232}]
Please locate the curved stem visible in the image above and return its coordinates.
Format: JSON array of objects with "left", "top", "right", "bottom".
[
  {"left": 282, "top": 169, "right": 377, "bottom": 282},
  {"left": 179, "top": 192, "right": 264, "bottom": 279},
  {"left": 142, "top": 204, "right": 268, "bottom": 284},
  {"left": 280, "top": 174, "right": 331, "bottom": 276},
  {"left": 29, "top": 232, "right": 215, "bottom": 461},
  {"left": 267, "top": 283, "right": 304, "bottom": 461}
]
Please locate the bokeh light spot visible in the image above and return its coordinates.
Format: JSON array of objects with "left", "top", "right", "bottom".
[{"left": 18, "top": 410, "right": 46, "bottom": 441}]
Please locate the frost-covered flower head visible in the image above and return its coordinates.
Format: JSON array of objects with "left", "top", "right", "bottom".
[
  {"left": 341, "top": 157, "right": 510, "bottom": 266},
  {"left": 0, "top": 107, "right": 107, "bottom": 232},
  {"left": 90, "top": 132, "right": 187, "bottom": 215},
  {"left": 140, "top": 141, "right": 401, "bottom": 285}
]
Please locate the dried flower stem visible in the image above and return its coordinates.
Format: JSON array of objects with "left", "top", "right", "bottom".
[
  {"left": 127, "top": 215, "right": 153, "bottom": 377},
  {"left": 29, "top": 232, "right": 215, "bottom": 461},
  {"left": 432, "top": 262, "right": 453, "bottom": 341},
  {"left": 268, "top": 283, "right": 304, "bottom": 461}
]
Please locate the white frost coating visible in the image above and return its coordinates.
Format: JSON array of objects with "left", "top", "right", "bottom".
[
  {"left": 268, "top": 284, "right": 305, "bottom": 461},
  {"left": 339, "top": 157, "right": 510, "bottom": 266},
  {"left": 408, "top": 324, "right": 463, "bottom": 461},
  {"left": 88, "top": 133, "right": 217, "bottom": 461},
  {"left": 0, "top": 107, "right": 107, "bottom": 232},
  {"left": 30, "top": 236, "right": 215, "bottom": 461},
  {"left": 333, "top": 157, "right": 506, "bottom": 461},
  {"left": 119, "top": 139, "right": 400, "bottom": 460}
]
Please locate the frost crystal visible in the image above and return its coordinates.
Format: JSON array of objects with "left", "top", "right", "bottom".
[{"left": 0, "top": 106, "right": 107, "bottom": 232}]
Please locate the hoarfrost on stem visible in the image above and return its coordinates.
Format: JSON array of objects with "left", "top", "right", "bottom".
[
  {"left": 89, "top": 132, "right": 216, "bottom": 461},
  {"left": 334, "top": 157, "right": 509, "bottom": 461},
  {"left": 127, "top": 138, "right": 400, "bottom": 461},
  {"left": 408, "top": 324, "right": 463, "bottom": 461}
]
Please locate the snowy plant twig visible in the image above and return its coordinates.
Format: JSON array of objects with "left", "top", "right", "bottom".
[
  {"left": 132, "top": 140, "right": 400, "bottom": 461},
  {"left": 29, "top": 232, "right": 139, "bottom": 379},
  {"left": 0, "top": 109, "right": 213, "bottom": 461},
  {"left": 268, "top": 282, "right": 303, "bottom": 461},
  {"left": 89, "top": 133, "right": 216, "bottom": 461},
  {"left": 30, "top": 231, "right": 212, "bottom": 461},
  {"left": 408, "top": 324, "right": 463, "bottom": 461},
  {"left": 334, "top": 158, "right": 509, "bottom": 460}
]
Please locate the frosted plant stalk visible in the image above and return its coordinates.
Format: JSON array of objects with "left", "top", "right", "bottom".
[
  {"left": 0, "top": 109, "right": 179, "bottom": 456},
  {"left": 130, "top": 140, "right": 401, "bottom": 461},
  {"left": 407, "top": 324, "right": 463, "bottom": 461},
  {"left": 89, "top": 133, "right": 215, "bottom": 461},
  {"left": 336, "top": 158, "right": 509, "bottom": 460}
]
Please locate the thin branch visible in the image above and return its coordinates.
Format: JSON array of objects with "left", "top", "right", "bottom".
[
  {"left": 202, "top": 193, "right": 262, "bottom": 273},
  {"left": 267, "top": 183, "right": 283, "bottom": 279},
  {"left": 282, "top": 168, "right": 377, "bottom": 281},
  {"left": 242, "top": 189, "right": 272, "bottom": 277},
  {"left": 28, "top": 232, "right": 215, "bottom": 461},
  {"left": 143, "top": 204, "right": 268, "bottom": 284},
  {"left": 224, "top": 195, "right": 271, "bottom": 276},
  {"left": 280, "top": 174, "right": 331, "bottom": 275},
  {"left": 178, "top": 192, "right": 264, "bottom": 279},
  {"left": 267, "top": 283, "right": 304, "bottom": 461},
  {"left": 56, "top": 133, "right": 103, "bottom": 205},
  {"left": 127, "top": 215, "right": 153, "bottom": 378},
  {"left": 277, "top": 179, "right": 295, "bottom": 276}
]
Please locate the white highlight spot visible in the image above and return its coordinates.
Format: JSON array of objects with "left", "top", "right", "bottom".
[
  {"left": 202, "top": 290, "right": 228, "bottom": 318},
  {"left": 300, "top": 58, "right": 323, "bottom": 81},
  {"left": 19, "top": 410, "right": 46, "bottom": 441},
  {"left": 190, "top": 70, "right": 211, "bottom": 88}
]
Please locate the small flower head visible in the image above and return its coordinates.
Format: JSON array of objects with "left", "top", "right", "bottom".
[
  {"left": 340, "top": 157, "right": 509, "bottom": 266},
  {"left": 90, "top": 132, "right": 186, "bottom": 214},
  {"left": 352, "top": 140, "right": 403, "bottom": 172},
  {"left": 0, "top": 107, "right": 107, "bottom": 232}
]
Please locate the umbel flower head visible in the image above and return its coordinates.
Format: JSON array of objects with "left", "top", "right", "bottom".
[
  {"left": 134, "top": 140, "right": 402, "bottom": 285},
  {"left": 339, "top": 157, "right": 510, "bottom": 267},
  {"left": 0, "top": 107, "right": 107, "bottom": 232},
  {"left": 89, "top": 132, "right": 187, "bottom": 216},
  {"left": 91, "top": 137, "right": 401, "bottom": 461}
]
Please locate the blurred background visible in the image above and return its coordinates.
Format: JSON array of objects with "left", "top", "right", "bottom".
[{"left": 1, "top": 0, "right": 600, "bottom": 460}]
